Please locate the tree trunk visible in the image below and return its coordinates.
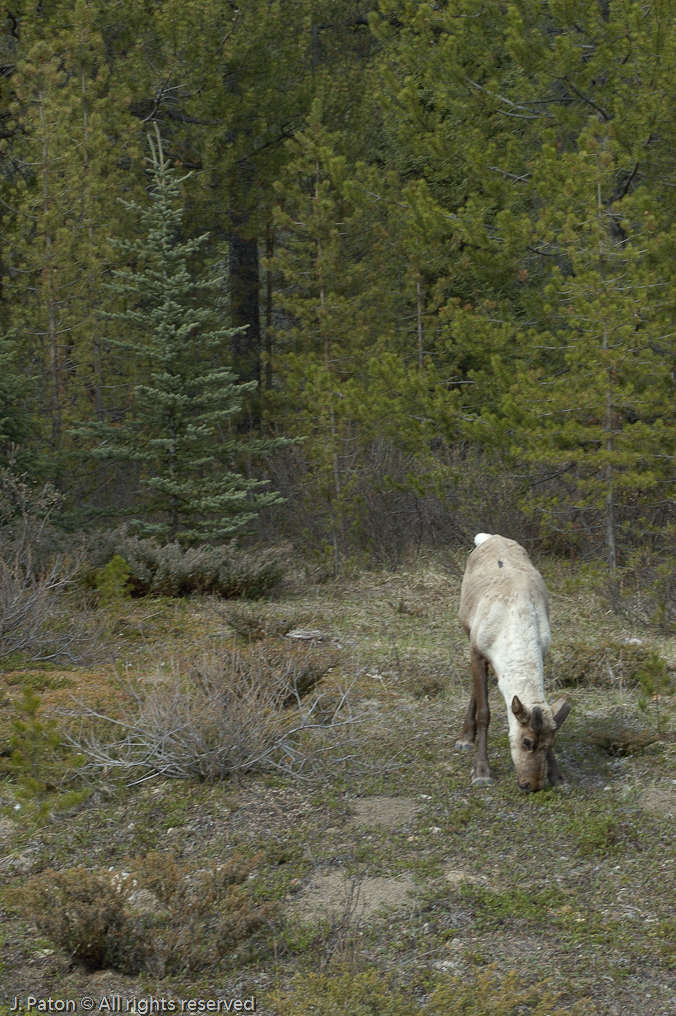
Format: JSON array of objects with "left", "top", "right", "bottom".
[
  {"left": 416, "top": 279, "right": 424, "bottom": 370},
  {"left": 39, "top": 94, "right": 60, "bottom": 454},
  {"left": 598, "top": 179, "right": 617, "bottom": 572},
  {"left": 229, "top": 157, "right": 261, "bottom": 405},
  {"left": 82, "top": 66, "right": 104, "bottom": 422},
  {"left": 265, "top": 224, "right": 273, "bottom": 390},
  {"left": 229, "top": 229, "right": 261, "bottom": 385}
]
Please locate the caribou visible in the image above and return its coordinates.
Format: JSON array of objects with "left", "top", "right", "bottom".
[{"left": 455, "top": 533, "right": 571, "bottom": 792}]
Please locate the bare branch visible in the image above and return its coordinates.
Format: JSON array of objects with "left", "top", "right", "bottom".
[{"left": 62, "top": 648, "right": 370, "bottom": 784}]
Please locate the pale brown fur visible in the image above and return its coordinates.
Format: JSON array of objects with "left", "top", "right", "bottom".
[{"left": 456, "top": 534, "right": 570, "bottom": 791}]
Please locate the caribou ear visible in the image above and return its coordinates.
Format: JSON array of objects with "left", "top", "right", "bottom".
[
  {"left": 531, "top": 705, "right": 544, "bottom": 732},
  {"left": 551, "top": 698, "right": 572, "bottom": 729},
  {"left": 511, "top": 695, "right": 530, "bottom": 724}
]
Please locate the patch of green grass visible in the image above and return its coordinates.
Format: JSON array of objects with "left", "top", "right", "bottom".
[
  {"left": 270, "top": 966, "right": 593, "bottom": 1016},
  {"left": 426, "top": 966, "right": 593, "bottom": 1015},
  {"left": 3, "top": 671, "right": 74, "bottom": 689},
  {"left": 460, "top": 883, "right": 567, "bottom": 932},
  {"left": 570, "top": 809, "right": 642, "bottom": 857},
  {"left": 270, "top": 969, "right": 415, "bottom": 1014},
  {"left": 1, "top": 654, "right": 71, "bottom": 672},
  {"left": 655, "top": 918, "right": 676, "bottom": 968},
  {"left": 277, "top": 916, "right": 334, "bottom": 960}
]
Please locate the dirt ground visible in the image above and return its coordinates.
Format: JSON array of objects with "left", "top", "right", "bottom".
[{"left": 1, "top": 556, "right": 675, "bottom": 1015}]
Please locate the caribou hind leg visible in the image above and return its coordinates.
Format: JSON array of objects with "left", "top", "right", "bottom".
[
  {"left": 455, "top": 692, "right": 477, "bottom": 750},
  {"left": 471, "top": 648, "right": 492, "bottom": 784}
]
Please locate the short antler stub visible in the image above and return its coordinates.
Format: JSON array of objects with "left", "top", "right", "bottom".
[{"left": 511, "top": 695, "right": 530, "bottom": 725}]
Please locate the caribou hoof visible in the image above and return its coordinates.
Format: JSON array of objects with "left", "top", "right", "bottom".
[
  {"left": 454, "top": 740, "right": 475, "bottom": 752},
  {"left": 471, "top": 775, "right": 493, "bottom": 786}
]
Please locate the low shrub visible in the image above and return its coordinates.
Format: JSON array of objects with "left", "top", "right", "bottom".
[
  {"left": 547, "top": 639, "right": 650, "bottom": 688},
  {"left": 136, "top": 850, "right": 277, "bottom": 973},
  {"left": 223, "top": 602, "right": 297, "bottom": 641},
  {"left": 88, "top": 528, "right": 285, "bottom": 599},
  {"left": 15, "top": 852, "right": 277, "bottom": 975},
  {"left": 67, "top": 643, "right": 351, "bottom": 782},
  {"left": 15, "top": 866, "right": 150, "bottom": 973},
  {"left": 0, "top": 469, "right": 107, "bottom": 662},
  {"left": 241, "top": 640, "right": 340, "bottom": 703},
  {"left": 0, "top": 550, "right": 105, "bottom": 664},
  {"left": 587, "top": 725, "right": 659, "bottom": 756}
]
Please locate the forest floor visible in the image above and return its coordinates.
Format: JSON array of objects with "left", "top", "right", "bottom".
[{"left": 0, "top": 551, "right": 675, "bottom": 1015}]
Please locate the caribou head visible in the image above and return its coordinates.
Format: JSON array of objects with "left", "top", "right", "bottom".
[{"left": 509, "top": 696, "right": 571, "bottom": 792}]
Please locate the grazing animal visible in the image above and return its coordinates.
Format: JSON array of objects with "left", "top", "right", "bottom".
[{"left": 456, "top": 533, "right": 571, "bottom": 791}]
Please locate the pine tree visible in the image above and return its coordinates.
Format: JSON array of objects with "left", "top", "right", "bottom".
[
  {"left": 0, "top": 0, "right": 139, "bottom": 485},
  {"left": 1, "top": 687, "right": 88, "bottom": 829},
  {"left": 502, "top": 124, "right": 676, "bottom": 567},
  {"left": 77, "top": 128, "right": 283, "bottom": 544},
  {"left": 269, "top": 100, "right": 458, "bottom": 566},
  {"left": 0, "top": 334, "right": 32, "bottom": 465}
]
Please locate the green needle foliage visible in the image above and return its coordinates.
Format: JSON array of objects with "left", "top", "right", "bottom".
[
  {"left": 77, "top": 128, "right": 283, "bottom": 544},
  {"left": 637, "top": 651, "right": 674, "bottom": 735},
  {"left": 500, "top": 125, "right": 676, "bottom": 567},
  {"left": 1, "top": 0, "right": 137, "bottom": 481},
  {"left": 1, "top": 687, "right": 87, "bottom": 829},
  {"left": 6, "top": 0, "right": 676, "bottom": 572},
  {"left": 0, "top": 335, "right": 33, "bottom": 468},
  {"left": 94, "top": 554, "right": 133, "bottom": 606}
]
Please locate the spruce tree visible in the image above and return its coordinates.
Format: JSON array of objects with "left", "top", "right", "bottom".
[{"left": 77, "top": 128, "right": 282, "bottom": 544}]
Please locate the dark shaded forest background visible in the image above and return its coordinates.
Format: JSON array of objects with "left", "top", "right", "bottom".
[{"left": 2, "top": 0, "right": 676, "bottom": 596}]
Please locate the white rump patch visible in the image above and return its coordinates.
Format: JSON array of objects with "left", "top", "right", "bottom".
[{"left": 474, "top": 533, "right": 493, "bottom": 547}]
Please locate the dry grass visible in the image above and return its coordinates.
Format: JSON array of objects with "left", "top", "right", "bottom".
[{"left": 223, "top": 602, "right": 299, "bottom": 641}]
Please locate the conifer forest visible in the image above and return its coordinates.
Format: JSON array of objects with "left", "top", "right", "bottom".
[{"left": 1, "top": 0, "right": 675, "bottom": 579}]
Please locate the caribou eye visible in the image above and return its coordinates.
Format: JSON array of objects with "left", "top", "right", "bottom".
[{"left": 522, "top": 738, "right": 535, "bottom": 752}]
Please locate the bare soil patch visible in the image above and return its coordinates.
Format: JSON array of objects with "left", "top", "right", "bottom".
[
  {"left": 640, "top": 785, "right": 676, "bottom": 816},
  {"left": 351, "top": 795, "right": 418, "bottom": 829},
  {"left": 444, "top": 864, "right": 491, "bottom": 887},
  {"left": 293, "top": 869, "right": 416, "bottom": 921}
]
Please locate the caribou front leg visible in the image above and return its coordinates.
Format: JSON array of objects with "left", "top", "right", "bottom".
[
  {"left": 546, "top": 748, "right": 566, "bottom": 787},
  {"left": 471, "top": 647, "right": 492, "bottom": 784}
]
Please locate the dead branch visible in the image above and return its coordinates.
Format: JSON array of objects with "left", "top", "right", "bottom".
[{"left": 61, "top": 649, "right": 369, "bottom": 783}]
